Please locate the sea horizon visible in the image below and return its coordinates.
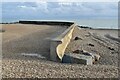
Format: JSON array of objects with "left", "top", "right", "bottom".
[{"left": 1, "top": 18, "right": 118, "bottom": 29}]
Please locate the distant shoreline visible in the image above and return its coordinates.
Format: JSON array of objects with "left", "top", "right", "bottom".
[{"left": 0, "top": 21, "right": 119, "bottom": 30}]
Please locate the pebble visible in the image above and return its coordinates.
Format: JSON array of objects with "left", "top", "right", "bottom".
[{"left": 2, "top": 59, "right": 118, "bottom": 78}]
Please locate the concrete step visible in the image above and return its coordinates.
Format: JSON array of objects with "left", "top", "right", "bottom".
[{"left": 62, "top": 53, "right": 93, "bottom": 65}]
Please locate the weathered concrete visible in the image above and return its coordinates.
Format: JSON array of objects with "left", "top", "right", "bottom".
[
  {"left": 19, "top": 20, "right": 74, "bottom": 26},
  {"left": 82, "top": 50, "right": 100, "bottom": 62},
  {"left": 50, "top": 24, "right": 77, "bottom": 61},
  {"left": 73, "top": 50, "right": 100, "bottom": 63},
  {"left": 62, "top": 53, "right": 93, "bottom": 65}
]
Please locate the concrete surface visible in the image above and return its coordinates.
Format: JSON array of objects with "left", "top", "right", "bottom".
[
  {"left": 62, "top": 53, "right": 93, "bottom": 65},
  {"left": 50, "top": 24, "right": 77, "bottom": 61}
]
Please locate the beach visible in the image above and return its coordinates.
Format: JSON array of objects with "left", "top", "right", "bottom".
[{"left": 1, "top": 23, "right": 119, "bottom": 78}]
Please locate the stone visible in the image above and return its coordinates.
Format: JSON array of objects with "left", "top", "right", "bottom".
[
  {"left": 93, "top": 53, "right": 100, "bottom": 61},
  {"left": 88, "top": 43, "right": 94, "bottom": 47},
  {"left": 62, "top": 53, "right": 93, "bottom": 65},
  {"left": 72, "top": 50, "right": 84, "bottom": 54},
  {"left": 108, "top": 47, "right": 115, "bottom": 51},
  {"left": 82, "top": 50, "right": 100, "bottom": 61},
  {"left": 85, "top": 34, "right": 90, "bottom": 37},
  {"left": 74, "top": 37, "right": 82, "bottom": 40},
  {"left": 72, "top": 49, "right": 100, "bottom": 62}
]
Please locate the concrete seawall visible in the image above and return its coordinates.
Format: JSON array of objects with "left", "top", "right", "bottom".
[
  {"left": 19, "top": 20, "right": 74, "bottom": 26},
  {"left": 19, "top": 20, "right": 77, "bottom": 62},
  {"left": 50, "top": 23, "right": 77, "bottom": 62}
]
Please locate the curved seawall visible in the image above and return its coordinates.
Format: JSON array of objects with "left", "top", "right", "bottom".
[
  {"left": 19, "top": 20, "right": 78, "bottom": 62},
  {"left": 50, "top": 23, "right": 77, "bottom": 62}
]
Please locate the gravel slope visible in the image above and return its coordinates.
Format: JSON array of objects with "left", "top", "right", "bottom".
[
  {"left": 2, "top": 59, "right": 118, "bottom": 78},
  {"left": 2, "top": 24, "right": 119, "bottom": 78}
]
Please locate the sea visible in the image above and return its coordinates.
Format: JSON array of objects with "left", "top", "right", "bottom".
[{"left": 1, "top": 18, "right": 118, "bottom": 29}]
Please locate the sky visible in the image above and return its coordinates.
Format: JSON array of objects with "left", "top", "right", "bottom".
[{"left": 2, "top": 2, "right": 118, "bottom": 22}]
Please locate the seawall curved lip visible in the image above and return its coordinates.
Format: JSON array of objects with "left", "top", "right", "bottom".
[
  {"left": 19, "top": 20, "right": 75, "bottom": 27},
  {"left": 51, "top": 23, "right": 77, "bottom": 42},
  {"left": 19, "top": 20, "right": 75, "bottom": 23},
  {"left": 51, "top": 23, "right": 77, "bottom": 61}
]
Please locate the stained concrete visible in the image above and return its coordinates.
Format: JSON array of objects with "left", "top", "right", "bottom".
[
  {"left": 50, "top": 24, "right": 76, "bottom": 61},
  {"left": 62, "top": 53, "right": 93, "bottom": 65}
]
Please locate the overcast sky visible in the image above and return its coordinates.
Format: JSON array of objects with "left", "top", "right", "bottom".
[{"left": 2, "top": 2, "right": 118, "bottom": 21}]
